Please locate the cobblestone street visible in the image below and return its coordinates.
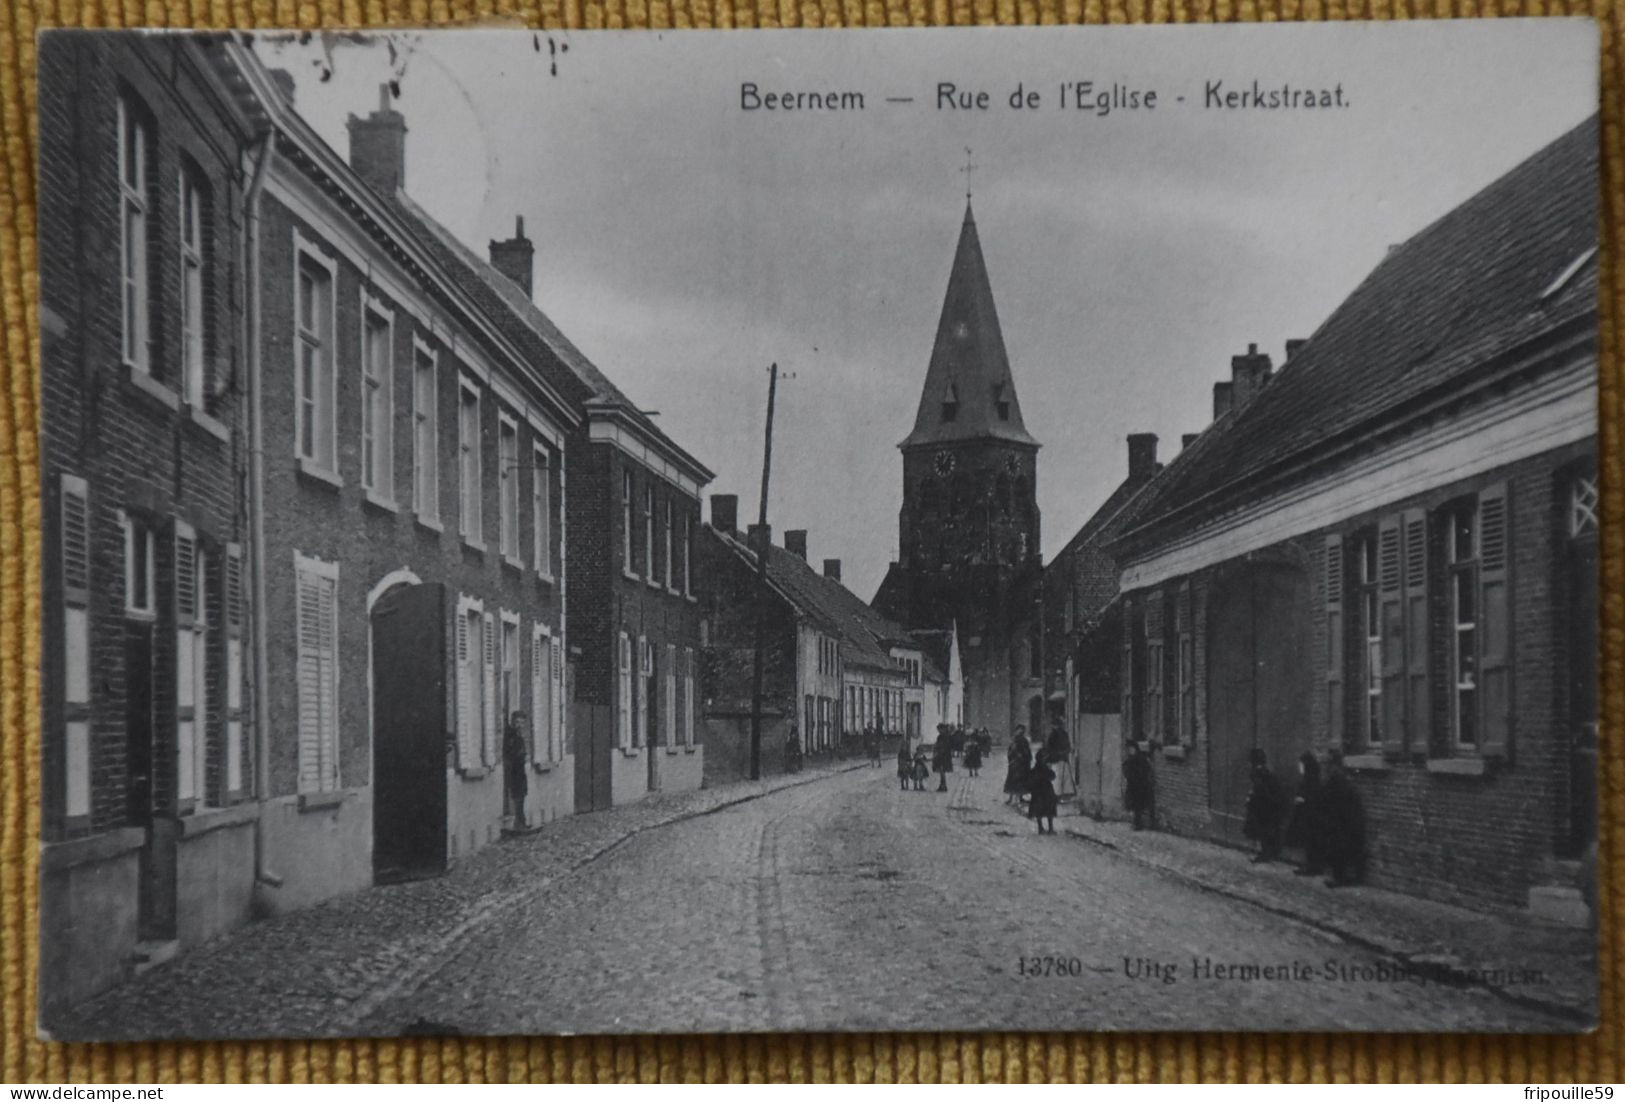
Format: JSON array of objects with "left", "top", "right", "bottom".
[
  {"left": 58, "top": 757, "right": 1587, "bottom": 1041},
  {"left": 362, "top": 762, "right": 1579, "bottom": 1037}
]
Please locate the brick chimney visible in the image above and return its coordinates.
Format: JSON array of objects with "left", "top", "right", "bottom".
[
  {"left": 710, "top": 494, "right": 738, "bottom": 534},
  {"left": 1127, "top": 433, "right": 1158, "bottom": 480},
  {"left": 1285, "top": 338, "right": 1308, "bottom": 361},
  {"left": 823, "top": 559, "right": 842, "bottom": 582},
  {"left": 1213, "top": 380, "right": 1234, "bottom": 420},
  {"left": 747, "top": 523, "right": 772, "bottom": 558},
  {"left": 347, "top": 85, "right": 407, "bottom": 196},
  {"left": 1182, "top": 433, "right": 1199, "bottom": 451},
  {"left": 489, "top": 216, "right": 534, "bottom": 299},
  {"left": 1230, "top": 343, "right": 1274, "bottom": 411},
  {"left": 784, "top": 530, "right": 808, "bottom": 560}
]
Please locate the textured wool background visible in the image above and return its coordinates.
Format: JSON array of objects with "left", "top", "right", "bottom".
[{"left": 0, "top": 3, "right": 1620, "bottom": 1084}]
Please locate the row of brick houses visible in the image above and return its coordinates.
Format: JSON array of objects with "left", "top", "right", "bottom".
[
  {"left": 695, "top": 496, "right": 955, "bottom": 781},
  {"left": 1048, "top": 116, "right": 1599, "bottom": 921},
  {"left": 38, "top": 32, "right": 712, "bottom": 1019}
]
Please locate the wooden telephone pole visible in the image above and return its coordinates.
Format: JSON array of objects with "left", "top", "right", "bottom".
[{"left": 748, "top": 364, "right": 779, "bottom": 781}]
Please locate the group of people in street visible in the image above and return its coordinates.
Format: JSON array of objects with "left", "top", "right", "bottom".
[
  {"left": 1002, "top": 717, "right": 1078, "bottom": 835},
  {"left": 1244, "top": 746, "right": 1367, "bottom": 887},
  {"left": 894, "top": 722, "right": 995, "bottom": 793}
]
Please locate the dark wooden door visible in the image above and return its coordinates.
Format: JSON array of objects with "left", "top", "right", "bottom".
[
  {"left": 1206, "top": 564, "right": 1310, "bottom": 841},
  {"left": 371, "top": 582, "right": 448, "bottom": 883},
  {"left": 574, "top": 703, "right": 613, "bottom": 812}
]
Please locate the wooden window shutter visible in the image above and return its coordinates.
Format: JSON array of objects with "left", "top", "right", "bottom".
[
  {"left": 455, "top": 606, "right": 473, "bottom": 769},
  {"left": 318, "top": 572, "right": 337, "bottom": 790},
  {"left": 296, "top": 569, "right": 323, "bottom": 792},
  {"left": 1478, "top": 483, "right": 1513, "bottom": 758},
  {"left": 175, "top": 525, "right": 197, "bottom": 627},
  {"left": 1402, "top": 508, "right": 1431, "bottom": 755},
  {"left": 482, "top": 613, "right": 498, "bottom": 766},
  {"left": 553, "top": 642, "right": 565, "bottom": 761},
  {"left": 1324, "top": 534, "right": 1345, "bottom": 748},
  {"left": 539, "top": 630, "right": 552, "bottom": 767},
  {"left": 225, "top": 543, "right": 244, "bottom": 794},
  {"left": 60, "top": 476, "right": 91, "bottom": 821},
  {"left": 618, "top": 632, "right": 632, "bottom": 749},
  {"left": 61, "top": 476, "right": 90, "bottom": 607},
  {"left": 665, "top": 643, "right": 677, "bottom": 748},
  {"left": 1377, "top": 516, "right": 1406, "bottom": 755}
]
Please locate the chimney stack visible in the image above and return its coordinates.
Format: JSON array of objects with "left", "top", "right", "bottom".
[
  {"left": 1230, "top": 342, "right": 1274, "bottom": 412},
  {"left": 1127, "top": 433, "right": 1159, "bottom": 480},
  {"left": 1182, "top": 433, "right": 1199, "bottom": 451},
  {"left": 784, "top": 530, "right": 808, "bottom": 560},
  {"left": 1285, "top": 338, "right": 1307, "bottom": 361},
  {"left": 710, "top": 494, "right": 738, "bottom": 534},
  {"left": 823, "top": 559, "right": 842, "bottom": 582},
  {"left": 1213, "top": 380, "right": 1234, "bottom": 420},
  {"left": 747, "top": 523, "right": 772, "bottom": 558},
  {"left": 489, "top": 216, "right": 535, "bottom": 299},
  {"left": 347, "top": 84, "right": 407, "bottom": 196}
]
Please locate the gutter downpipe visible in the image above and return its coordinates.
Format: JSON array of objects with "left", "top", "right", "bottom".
[{"left": 244, "top": 129, "right": 283, "bottom": 892}]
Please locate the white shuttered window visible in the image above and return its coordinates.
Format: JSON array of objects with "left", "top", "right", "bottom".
[
  {"left": 454, "top": 598, "right": 483, "bottom": 770},
  {"left": 295, "top": 554, "right": 340, "bottom": 793},
  {"left": 531, "top": 625, "right": 552, "bottom": 764},
  {"left": 617, "top": 632, "right": 632, "bottom": 749},
  {"left": 482, "top": 613, "right": 499, "bottom": 766},
  {"left": 60, "top": 476, "right": 92, "bottom": 821}
]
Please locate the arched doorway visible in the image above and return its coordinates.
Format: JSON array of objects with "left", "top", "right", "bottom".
[
  {"left": 370, "top": 578, "right": 448, "bottom": 883},
  {"left": 1206, "top": 560, "right": 1312, "bottom": 841}
]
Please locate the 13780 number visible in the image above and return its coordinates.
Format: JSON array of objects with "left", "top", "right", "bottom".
[{"left": 1017, "top": 956, "right": 1084, "bottom": 978}]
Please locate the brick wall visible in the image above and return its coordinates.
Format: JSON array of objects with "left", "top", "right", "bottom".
[
  {"left": 1128, "top": 441, "right": 1596, "bottom": 910},
  {"left": 38, "top": 34, "right": 249, "bottom": 841},
  {"left": 256, "top": 179, "right": 569, "bottom": 870}
]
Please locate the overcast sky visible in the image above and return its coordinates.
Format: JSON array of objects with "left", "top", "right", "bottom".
[{"left": 257, "top": 22, "right": 1596, "bottom": 601}]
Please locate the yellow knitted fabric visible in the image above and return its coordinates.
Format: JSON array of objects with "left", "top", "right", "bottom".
[{"left": 0, "top": 1, "right": 1620, "bottom": 1083}]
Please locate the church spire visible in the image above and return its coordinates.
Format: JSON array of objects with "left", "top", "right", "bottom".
[{"left": 901, "top": 201, "right": 1037, "bottom": 449}]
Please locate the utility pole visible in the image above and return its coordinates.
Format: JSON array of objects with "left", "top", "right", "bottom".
[{"left": 748, "top": 363, "right": 778, "bottom": 781}]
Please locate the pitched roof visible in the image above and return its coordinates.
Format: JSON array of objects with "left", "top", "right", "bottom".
[
  {"left": 388, "top": 192, "right": 713, "bottom": 483},
  {"left": 901, "top": 202, "right": 1038, "bottom": 450},
  {"left": 708, "top": 527, "right": 914, "bottom": 672},
  {"left": 1120, "top": 114, "right": 1599, "bottom": 541}
]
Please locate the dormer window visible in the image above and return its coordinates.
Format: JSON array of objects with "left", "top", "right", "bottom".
[
  {"left": 941, "top": 383, "right": 959, "bottom": 423},
  {"left": 992, "top": 382, "right": 1010, "bottom": 421}
]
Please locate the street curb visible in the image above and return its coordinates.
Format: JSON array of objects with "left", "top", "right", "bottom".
[
  {"left": 336, "top": 761, "right": 872, "bottom": 1036},
  {"left": 1056, "top": 821, "right": 1595, "bottom": 1027}
]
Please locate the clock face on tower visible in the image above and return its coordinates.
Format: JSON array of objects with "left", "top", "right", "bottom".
[
  {"left": 934, "top": 450, "right": 956, "bottom": 477},
  {"left": 1004, "top": 454, "right": 1021, "bottom": 477}
]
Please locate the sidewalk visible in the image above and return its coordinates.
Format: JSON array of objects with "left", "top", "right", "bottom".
[
  {"left": 47, "top": 760, "right": 871, "bottom": 1043},
  {"left": 1044, "top": 804, "right": 1598, "bottom": 1025}
]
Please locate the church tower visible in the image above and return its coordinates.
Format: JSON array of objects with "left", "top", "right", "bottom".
[{"left": 873, "top": 199, "right": 1042, "bottom": 738}]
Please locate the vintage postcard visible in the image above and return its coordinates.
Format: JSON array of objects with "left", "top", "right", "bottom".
[{"left": 35, "top": 21, "right": 1600, "bottom": 1039}]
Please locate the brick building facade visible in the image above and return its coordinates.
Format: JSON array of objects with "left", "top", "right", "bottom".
[
  {"left": 697, "top": 497, "right": 918, "bottom": 782},
  {"left": 38, "top": 32, "right": 258, "bottom": 1015},
  {"left": 1109, "top": 117, "right": 1599, "bottom": 917},
  {"left": 385, "top": 124, "right": 713, "bottom": 816},
  {"left": 238, "top": 62, "right": 579, "bottom": 910}
]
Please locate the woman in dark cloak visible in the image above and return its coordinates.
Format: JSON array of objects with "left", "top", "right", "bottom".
[
  {"left": 1242, "top": 747, "right": 1287, "bottom": 863},
  {"left": 1005, "top": 726, "right": 1032, "bottom": 805},
  {"left": 963, "top": 737, "right": 983, "bottom": 777},
  {"left": 1319, "top": 748, "right": 1367, "bottom": 886},
  {"left": 1027, "top": 749, "right": 1059, "bottom": 834},
  {"left": 1285, "top": 750, "right": 1327, "bottom": 876}
]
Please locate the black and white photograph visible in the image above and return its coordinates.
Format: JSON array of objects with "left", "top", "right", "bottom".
[{"left": 35, "top": 21, "right": 1601, "bottom": 1040}]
